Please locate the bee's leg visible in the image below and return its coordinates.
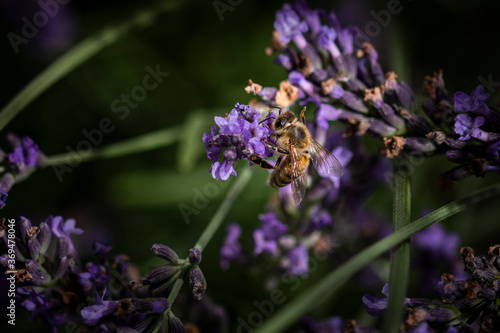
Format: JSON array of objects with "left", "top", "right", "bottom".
[
  {"left": 275, "top": 154, "right": 284, "bottom": 167},
  {"left": 262, "top": 140, "right": 289, "bottom": 155},
  {"left": 299, "top": 107, "right": 307, "bottom": 123},
  {"left": 249, "top": 155, "right": 275, "bottom": 170}
]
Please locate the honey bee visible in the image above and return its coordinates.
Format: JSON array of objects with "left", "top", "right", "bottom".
[{"left": 251, "top": 107, "right": 343, "bottom": 205}]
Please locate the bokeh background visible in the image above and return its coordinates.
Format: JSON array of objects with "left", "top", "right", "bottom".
[{"left": 1, "top": 0, "right": 499, "bottom": 331}]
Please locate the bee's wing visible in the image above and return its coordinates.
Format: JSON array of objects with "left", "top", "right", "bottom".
[
  {"left": 290, "top": 145, "right": 307, "bottom": 205},
  {"left": 309, "top": 138, "right": 343, "bottom": 177}
]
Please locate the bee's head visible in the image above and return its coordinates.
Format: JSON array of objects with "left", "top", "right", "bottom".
[{"left": 273, "top": 111, "right": 297, "bottom": 131}]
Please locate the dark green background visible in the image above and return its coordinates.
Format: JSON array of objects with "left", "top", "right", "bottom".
[{"left": 1, "top": 0, "right": 499, "bottom": 331}]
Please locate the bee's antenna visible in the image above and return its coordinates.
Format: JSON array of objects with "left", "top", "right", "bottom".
[{"left": 259, "top": 115, "right": 276, "bottom": 124}]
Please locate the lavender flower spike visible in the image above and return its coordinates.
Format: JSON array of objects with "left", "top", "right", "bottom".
[{"left": 203, "top": 103, "right": 273, "bottom": 181}]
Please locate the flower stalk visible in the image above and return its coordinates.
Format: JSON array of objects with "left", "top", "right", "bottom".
[
  {"left": 382, "top": 155, "right": 411, "bottom": 332},
  {"left": 42, "top": 126, "right": 180, "bottom": 167},
  {"left": 151, "top": 166, "right": 253, "bottom": 332}
]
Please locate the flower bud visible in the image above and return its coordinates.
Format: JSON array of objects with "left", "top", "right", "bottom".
[
  {"left": 151, "top": 244, "right": 179, "bottom": 264},
  {"left": 27, "top": 238, "right": 41, "bottom": 261},
  {"left": 145, "top": 266, "right": 180, "bottom": 285},
  {"left": 56, "top": 237, "right": 69, "bottom": 258},
  {"left": 340, "top": 91, "right": 369, "bottom": 113},
  {"left": 38, "top": 222, "right": 51, "bottom": 254},
  {"left": 168, "top": 313, "right": 185, "bottom": 333},
  {"left": 25, "top": 259, "right": 50, "bottom": 285},
  {"left": 54, "top": 256, "right": 69, "bottom": 280},
  {"left": 402, "top": 137, "right": 436, "bottom": 155},
  {"left": 189, "top": 267, "right": 205, "bottom": 300}
]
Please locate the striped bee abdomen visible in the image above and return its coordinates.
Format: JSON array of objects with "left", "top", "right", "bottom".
[
  {"left": 268, "top": 156, "right": 292, "bottom": 188},
  {"left": 268, "top": 154, "right": 308, "bottom": 188}
]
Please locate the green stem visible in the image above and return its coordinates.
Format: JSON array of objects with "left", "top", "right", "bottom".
[
  {"left": 151, "top": 167, "right": 253, "bottom": 333},
  {"left": 383, "top": 155, "right": 411, "bottom": 332},
  {"left": 255, "top": 182, "right": 500, "bottom": 333},
  {"left": 0, "top": 1, "right": 181, "bottom": 133},
  {"left": 194, "top": 167, "right": 253, "bottom": 252},
  {"left": 42, "top": 126, "right": 179, "bottom": 167}
]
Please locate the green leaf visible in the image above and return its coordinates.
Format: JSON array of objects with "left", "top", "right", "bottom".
[
  {"left": 194, "top": 167, "right": 253, "bottom": 252},
  {"left": 43, "top": 126, "right": 180, "bottom": 167},
  {"left": 107, "top": 167, "right": 216, "bottom": 208},
  {"left": 255, "top": 182, "right": 500, "bottom": 333},
  {"left": 176, "top": 111, "right": 209, "bottom": 173},
  {"left": 383, "top": 155, "right": 411, "bottom": 332}
]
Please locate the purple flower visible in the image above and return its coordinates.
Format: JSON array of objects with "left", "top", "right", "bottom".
[
  {"left": 454, "top": 114, "right": 485, "bottom": 141},
  {"left": 47, "top": 215, "right": 83, "bottom": 239},
  {"left": 253, "top": 229, "right": 279, "bottom": 256},
  {"left": 301, "top": 205, "right": 332, "bottom": 234},
  {"left": 293, "top": 0, "right": 324, "bottom": 35},
  {"left": 257, "top": 212, "right": 288, "bottom": 240},
  {"left": 362, "top": 283, "right": 389, "bottom": 316},
  {"left": 151, "top": 298, "right": 169, "bottom": 313},
  {"left": 363, "top": 283, "right": 410, "bottom": 317},
  {"left": 93, "top": 240, "right": 112, "bottom": 261},
  {"left": 318, "top": 26, "right": 344, "bottom": 71},
  {"left": 220, "top": 224, "right": 245, "bottom": 269},
  {"left": 209, "top": 148, "right": 237, "bottom": 181},
  {"left": 283, "top": 245, "right": 308, "bottom": 275},
  {"left": 202, "top": 104, "right": 273, "bottom": 181},
  {"left": 274, "top": 4, "right": 308, "bottom": 44},
  {"left": 486, "top": 141, "right": 500, "bottom": 156},
  {"left": 289, "top": 71, "right": 317, "bottom": 97},
  {"left": 452, "top": 85, "right": 488, "bottom": 113},
  {"left": 413, "top": 224, "right": 459, "bottom": 261},
  {"left": 79, "top": 263, "right": 109, "bottom": 293},
  {"left": 46, "top": 215, "right": 83, "bottom": 263},
  {"left": 81, "top": 288, "right": 119, "bottom": 326},
  {"left": 203, "top": 126, "right": 223, "bottom": 161},
  {"left": 258, "top": 86, "right": 279, "bottom": 100},
  {"left": 316, "top": 104, "right": 341, "bottom": 129},
  {"left": 20, "top": 289, "right": 66, "bottom": 333}
]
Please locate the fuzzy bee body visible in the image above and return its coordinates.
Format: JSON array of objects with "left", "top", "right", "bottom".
[{"left": 269, "top": 153, "right": 308, "bottom": 188}]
